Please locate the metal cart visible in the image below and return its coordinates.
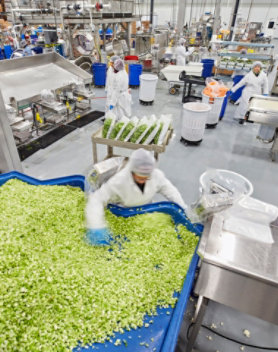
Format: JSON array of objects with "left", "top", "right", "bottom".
[{"left": 91, "top": 126, "right": 173, "bottom": 163}]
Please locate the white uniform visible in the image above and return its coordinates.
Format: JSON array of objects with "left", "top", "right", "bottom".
[
  {"left": 175, "top": 45, "right": 194, "bottom": 66},
  {"left": 231, "top": 70, "right": 268, "bottom": 120},
  {"left": 86, "top": 163, "right": 187, "bottom": 229},
  {"left": 110, "top": 70, "right": 131, "bottom": 118},
  {"left": 105, "top": 66, "right": 115, "bottom": 112}
]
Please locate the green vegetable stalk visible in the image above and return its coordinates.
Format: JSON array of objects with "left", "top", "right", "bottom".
[
  {"left": 119, "top": 122, "right": 135, "bottom": 141},
  {"left": 0, "top": 179, "right": 198, "bottom": 351},
  {"left": 130, "top": 124, "right": 148, "bottom": 143},
  {"left": 109, "top": 122, "right": 124, "bottom": 140},
  {"left": 153, "top": 123, "right": 163, "bottom": 144},
  {"left": 140, "top": 124, "right": 157, "bottom": 144},
  {"left": 102, "top": 118, "right": 112, "bottom": 138}
]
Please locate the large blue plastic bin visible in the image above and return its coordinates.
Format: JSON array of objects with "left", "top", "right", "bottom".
[
  {"left": 201, "top": 58, "right": 214, "bottom": 78},
  {"left": 92, "top": 63, "right": 107, "bottom": 86},
  {"left": 129, "top": 64, "right": 143, "bottom": 86},
  {"left": 0, "top": 171, "right": 201, "bottom": 352},
  {"left": 4, "top": 45, "right": 13, "bottom": 59}
]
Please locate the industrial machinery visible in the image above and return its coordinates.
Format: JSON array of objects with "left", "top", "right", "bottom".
[
  {"left": 0, "top": 52, "right": 97, "bottom": 171},
  {"left": 4, "top": 0, "right": 139, "bottom": 59},
  {"left": 246, "top": 95, "right": 278, "bottom": 161}
]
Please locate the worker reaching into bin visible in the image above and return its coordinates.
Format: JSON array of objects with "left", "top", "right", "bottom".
[
  {"left": 105, "top": 55, "right": 119, "bottom": 112},
  {"left": 109, "top": 58, "right": 132, "bottom": 119},
  {"left": 230, "top": 61, "right": 268, "bottom": 123},
  {"left": 85, "top": 148, "right": 188, "bottom": 245}
]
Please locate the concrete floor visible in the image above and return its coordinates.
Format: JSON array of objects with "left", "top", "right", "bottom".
[
  {"left": 22, "top": 64, "right": 278, "bottom": 352},
  {"left": 23, "top": 76, "right": 278, "bottom": 207}
]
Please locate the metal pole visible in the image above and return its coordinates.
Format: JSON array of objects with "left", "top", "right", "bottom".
[
  {"left": 189, "top": 0, "right": 194, "bottom": 27},
  {"left": 177, "top": 0, "right": 187, "bottom": 35},
  {"left": 228, "top": 0, "right": 241, "bottom": 41},
  {"left": 150, "top": 0, "right": 154, "bottom": 31},
  {"left": 212, "top": 0, "right": 221, "bottom": 40}
]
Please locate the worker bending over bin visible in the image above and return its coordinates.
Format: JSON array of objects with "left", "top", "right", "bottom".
[
  {"left": 109, "top": 58, "right": 131, "bottom": 119},
  {"left": 86, "top": 149, "right": 187, "bottom": 245},
  {"left": 230, "top": 61, "right": 268, "bottom": 123}
]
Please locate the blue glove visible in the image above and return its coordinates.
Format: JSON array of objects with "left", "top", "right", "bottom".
[
  {"left": 109, "top": 105, "right": 114, "bottom": 110},
  {"left": 226, "top": 90, "right": 232, "bottom": 98},
  {"left": 85, "top": 228, "right": 111, "bottom": 246},
  {"left": 263, "top": 94, "right": 268, "bottom": 96}
]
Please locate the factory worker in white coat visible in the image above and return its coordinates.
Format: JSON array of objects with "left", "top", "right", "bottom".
[
  {"left": 105, "top": 55, "right": 119, "bottom": 112},
  {"left": 175, "top": 38, "right": 194, "bottom": 66},
  {"left": 231, "top": 61, "right": 268, "bottom": 122},
  {"left": 86, "top": 149, "right": 187, "bottom": 245},
  {"left": 109, "top": 58, "right": 131, "bottom": 119}
]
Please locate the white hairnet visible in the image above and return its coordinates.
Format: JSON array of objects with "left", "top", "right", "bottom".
[
  {"left": 178, "top": 38, "right": 186, "bottom": 45},
  {"left": 114, "top": 58, "right": 125, "bottom": 71},
  {"left": 130, "top": 148, "right": 155, "bottom": 176},
  {"left": 252, "top": 61, "right": 263, "bottom": 68},
  {"left": 110, "top": 55, "right": 120, "bottom": 63}
]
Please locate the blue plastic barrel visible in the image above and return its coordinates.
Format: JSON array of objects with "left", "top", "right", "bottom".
[
  {"left": 231, "top": 75, "right": 245, "bottom": 102},
  {"left": 92, "top": 63, "right": 107, "bottom": 86},
  {"left": 201, "top": 59, "right": 214, "bottom": 78},
  {"left": 4, "top": 45, "right": 13, "bottom": 59},
  {"left": 129, "top": 64, "right": 143, "bottom": 86}
]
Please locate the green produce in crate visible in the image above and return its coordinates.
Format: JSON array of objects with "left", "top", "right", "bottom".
[
  {"left": 102, "top": 118, "right": 112, "bottom": 138},
  {"left": 130, "top": 124, "right": 148, "bottom": 143},
  {"left": 140, "top": 124, "right": 157, "bottom": 144},
  {"left": 119, "top": 122, "right": 135, "bottom": 141},
  {"left": 153, "top": 123, "right": 163, "bottom": 144},
  {"left": 0, "top": 179, "right": 198, "bottom": 351},
  {"left": 109, "top": 122, "right": 124, "bottom": 140}
]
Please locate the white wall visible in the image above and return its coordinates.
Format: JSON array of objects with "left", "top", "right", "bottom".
[{"left": 137, "top": 0, "right": 278, "bottom": 32}]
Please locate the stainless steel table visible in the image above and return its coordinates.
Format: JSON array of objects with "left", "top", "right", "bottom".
[{"left": 186, "top": 214, "right": 278, "bottom": 351}]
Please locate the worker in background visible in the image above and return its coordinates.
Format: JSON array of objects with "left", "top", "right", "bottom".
[
  {"left": 175, "top": 38, "right": 194, "bottom": 66},
  {"left": 20, "top": 39, "right": 33, "bottom": 56},
  {"left": 230, "top": 61, "right": 268, "bottom": 123},
  {"left": 105, "top": 55, "right": 119, "bottom": 112},
  {"left": 109, "top": 58, "right": 131, "bottom": 118},
  {"left": 86, "top": 149, "right": 188, "bottom": 245}
]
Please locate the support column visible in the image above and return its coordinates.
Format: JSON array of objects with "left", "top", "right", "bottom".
[
  {"left": 177, "top": 0, "right": 186, "bottom": 35},
  {"left": 212, "top": 0, "right": 221, "bottom": 41},
  {"left": 228, "top": 0, "right": 241, "bottom": 41}
]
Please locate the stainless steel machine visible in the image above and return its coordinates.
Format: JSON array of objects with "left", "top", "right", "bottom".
[
  {"left": 0, "top": 52, "right": 94, "bottom": 172},
  {"left": 246, "top": 95, "right": 278, "bottom": 161},
  {"left": 186, "top": 211, "right": 278, "bottom": 351}
]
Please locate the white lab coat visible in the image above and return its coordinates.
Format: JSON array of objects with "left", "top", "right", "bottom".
[
  {"left": 86, "top": 163, "right": 187, "bottom": 229},
  {"left": 231, "top": 70, "right": 268, "bottom": 120},
  {"left": 175, "top": 45, "right": 194, "bottom": 66},
  {"left": 105, "top": 66, "right": 115, "bottom": 112},
  {"left": 110, "top": 69, "right": 131, "bottom": 119}
]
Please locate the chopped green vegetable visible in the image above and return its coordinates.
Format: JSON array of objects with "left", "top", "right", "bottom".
[
  {"left": 153, "top": 123, "right": 163, "bottom": 144},
  {"left": 130, "top": 124, "right": 148, "bottom": 143},
  {"left": 0, "top": 180, "right": 198, "bottom": 351},
  {"left": 109, "top": 122, "right": 125, "bottom": 140},
  {"left": 102, "top": 118, "right": 112, "bottom": 138},
  {"left": 119, "top": 122, "right": 135, "bottom": 141},
  {"left": 140, "top": 124, "right": 157, "bottom": 144}
]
